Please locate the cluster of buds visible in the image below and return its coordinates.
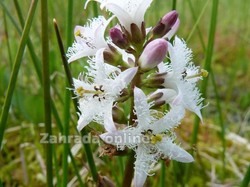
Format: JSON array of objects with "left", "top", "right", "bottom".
[{"left": 67, "top": 0, "right": 207, "bottom": 186}]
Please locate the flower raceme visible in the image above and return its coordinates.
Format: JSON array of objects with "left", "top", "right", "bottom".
[{"left": 66, "top": 1, "right": 207, "bottom": 186}]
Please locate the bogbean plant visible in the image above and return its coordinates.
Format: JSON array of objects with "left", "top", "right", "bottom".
[{"left": 66, "top": 0, "right": 207, "bottom": 186}]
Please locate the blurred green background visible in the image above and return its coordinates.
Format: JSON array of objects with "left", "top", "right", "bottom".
[{"left": 0, "top": 0, "right": 249, "bottom": 186}]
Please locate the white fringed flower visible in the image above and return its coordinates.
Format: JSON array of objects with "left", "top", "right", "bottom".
[
  {"left": 66, "top": 16, "right": 112, "bottom": 63},
  {"left": 85, "top": 0, "right": 153, "bottom": 32},
  {"left": 74, "top": 50, "right": 138, "bottom": 132},
  {"left": 154, "top": 36, "right": 204, "bottom": 120},
  {"left": 100, "top": 87, "right": 193, "bottom": 187}
]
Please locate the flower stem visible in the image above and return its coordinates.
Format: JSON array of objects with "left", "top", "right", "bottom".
[
  {"left": 122, "top": 152, "right": 135, "bottom": 187},
  {"left": 53, "top": 19, "right": 98, "bottom": 183},
  {"left": 41, "top": 0, "right": 53, "bottom": 186}
]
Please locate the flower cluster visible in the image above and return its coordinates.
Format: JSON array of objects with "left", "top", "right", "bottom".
[{"left": 67, "top": 0, "right": 207, "bottom": 186}]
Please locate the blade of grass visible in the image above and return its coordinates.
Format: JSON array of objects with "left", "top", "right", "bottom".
[
  {"left": 210, "top": 69, "right": 226, "bottom": 179},
  {"left": 41, "top": 0, "right": 53, "bottom": 186},
  {"left": 92, "top": 1, "right": 98, "bottom": 17},
  {"left": 62, "top": 0, "right": 74, "bottom": 186},
  {"left": 0, "top": 0, "right": 38, "bottom": 147},
  {"left": 12, "top": 0, "right": 42, "bottom": 82},
  {"left": 185, "top": 0, "right": 219, "bottom": 181},
  {"left": 2, "top": 2, "right": 84, "bottom": 184},
  {"left": 53, "top": 19, "right": 98, "bottom": 183},
  {"left": 172, "top": 0, "right": 177, "bottom": 10},
  {"left": 191, "top": 0, "right": 219, "bottom": 154},
  {"left": 3, "top": 11, "right": 13, "bottom": 66},
  {"left": 161, "top": 161, "right": 166, "bottom": 187},
  {"left": 186, "top": 0, "right": 209, "bottom": 51},
  {"left": 240, "top": 165, "right": 250, "bottom": 187}
]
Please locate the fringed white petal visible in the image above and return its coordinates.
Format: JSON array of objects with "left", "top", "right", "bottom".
[{"left": 157, "top": 137, "right": 194, "bottom": 163}]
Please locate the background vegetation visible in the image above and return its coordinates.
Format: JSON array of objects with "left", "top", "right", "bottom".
[{"left": 0, "top": 0, "right": 249, "bottom": 186}]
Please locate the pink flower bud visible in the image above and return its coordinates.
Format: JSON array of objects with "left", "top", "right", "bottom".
[
  {"left": 153, "top": 10, "right": 179, "bottom": 38},
  {"left": 109, "top": 27, "right": 129, "bottom": 49},
  {"left": 162, "top": 10, "right": 178, "bottom": 27},
  {"left": 139, "top": 39, "right": 168, "bottom": 71}
]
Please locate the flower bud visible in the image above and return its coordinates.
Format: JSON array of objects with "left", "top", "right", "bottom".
[
  {"left": 110, "top": 27, "right": 129, "bottom": 49},
  {"left": 138, "top": 39, "right": 168, "bottom": 71},
  {"left": 163, "top": 18, "right": 180, "bottom": 39},
  {"left": 152, "top": 10, "right": 179, "bottom": 38},
  {"left": 143, "top": 72, "right": 167, "bottom": 88}
]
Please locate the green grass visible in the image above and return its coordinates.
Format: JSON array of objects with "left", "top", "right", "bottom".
[{"left": 0, "top": 0, "right": 250, "bottom": 186}]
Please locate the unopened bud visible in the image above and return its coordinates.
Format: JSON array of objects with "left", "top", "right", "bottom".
[
  {"left": 110, "top": 27, "right": 129, "bottom": 49},
  {"left": 153, "top": 10, "right": 179, "bottom": 38},
  {"left": 130, "top": 23, "right": 144, "bottom": 44},
  {"left": 143, "top": 72, "right": 167, "bottom": 87},
  {"left": 163, "top": 18, "right": 180, "bottom": 39},
  {"left": 138, "top": 39, "right": 168, "bottom": 71}
]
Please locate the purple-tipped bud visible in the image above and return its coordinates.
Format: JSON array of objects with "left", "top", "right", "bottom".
[
  {"left": 162, "top": 10, "right": 178, "bottom": 27},
  {"left": 138, "top": 39, "right": 168, "bottom": 71},
  {"left": 163, "top": 18, "right": 180, "bottom": 39},
  {"left": 153, "top": 10, "right": 179, "bottom": 38},
  {"left": 110, "top": 27, "right": 129, "bottom": 49}
]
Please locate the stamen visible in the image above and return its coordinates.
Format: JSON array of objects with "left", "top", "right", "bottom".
[
  {"left": 75, "top": 30, "right": 81, "bottom": 37},
  {"left": 186, "top": 69, "right": 209, "bottom": 79},
  {"left": 150, "top": 134, "right": 163, "bottom": 144},
  {"left": 76, "top": 86, "right": 103, "bottom": 97}
]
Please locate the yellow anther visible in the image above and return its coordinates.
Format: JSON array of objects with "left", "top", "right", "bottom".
[
  {"left": 186, "top": 69, "right": 209, "bottom": 79},
  {"left": 75, "top": 30, "right": 81, "bottom": 37},
  {"left": 76, "top": 87, "right": 86, "bottom": 96},
  {"left": 150, "top": 134, "right": 163, "bottom": 144},
  {"left": 200, "top": 69, "right": 208, "bottom": 77}
]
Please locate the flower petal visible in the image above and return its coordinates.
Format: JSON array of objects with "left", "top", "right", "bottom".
[
  {"left": 133, "top": 146, "right": 151, "bottom": 187},
  {"left": 157, "top": 137, "right": 194, "bottom": 163},
  {"left": 152, "top": 106, "right": 185, "bottom": 133},
  {"left": 134, "top": 0, "right": 153, "bottom": 27},
  {"left": 134, "top": 87, "right": 151, "bottom": 127}
]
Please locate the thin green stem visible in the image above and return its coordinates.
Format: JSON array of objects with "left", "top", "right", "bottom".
[
  {"left": 191, "top": 0, "right": 219, "bottom": 150},
  {"left": 186, "top": 0, "right": 209, "bottom": 51},
  {"left": 240, "top": 165, "right": 250, "bottom": 187},
  {"left": 161, "top": 161, "right": 166, "bottom": 187},
  {"left": 53, "top": 19, "right": 98, "bottom": 183},
  {"left": 0, "top": 0, "right": 38, "bottom": 147},
  {"left": 12, "top": 0, "right": 42, "bottom": 82},
  {"left": 172, "top": 0, "right": 177, "bottom": 10},
  {"left": 41, "top": 0, "right": 53, "bottom": 186},
  {"left": 186, "top": 0, "right": 219, "bottom": 182},
  {"left": 3, "top": 11, "right": 13, "bottom": 67},
  {"left": 210, "top": 69, "right": 226, "bottom": 179},
  {"left": 92, "top": 1, "right": 99, "bottom": 17},
  {"left": 122, "top": 152, "right": 135, "bottom": 187},
  {"left": 62, "top": 1, "right": 74, "bottom": 186}
]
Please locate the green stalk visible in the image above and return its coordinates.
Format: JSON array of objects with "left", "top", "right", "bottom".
[
  {"left": 2, "top": 2, "right": 83, "bottom": 184},
  {"left": 53, "top": 19, "right": 98, "bottom": 183},
  {"left": 53, "top": 145, "right": 61, "bottom": 187},
  {"left": 191, "top": 0, "right": 219, "bottom": 151},
  {"left": 41, "top": 0, "right": 53, "bottom": 186},
  {"left": 62, "top": 1, "right": 74, "bottom": 186},
  {"left": 186, "top": 0, "right": 209, "bottom": 51},
  {"left": 172, "top": 0, "right": 177, "bottom": 10},
  {"left": 12, "top": 0, "right": 42, "bottom": 82},
  {"left": 92, "top": 1, "right": 99, "bottom": 17},
  {"left": 3, "top": 11, "right": 13, "bottom": 67},
  {"left": 185, "top": 0, "right": 219, "bottom": 182},
  {"left": 210, "top": 69, "right": 226, "bottom": 178},
  {"left": 240, "top": 165, "right": 250, "bottom": 187},
  {"left": 161, "top": 161, "right": 166, "bottom": 187},
  {"left": 0, "top": 0, "right": 38, "bottom": 147}
]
